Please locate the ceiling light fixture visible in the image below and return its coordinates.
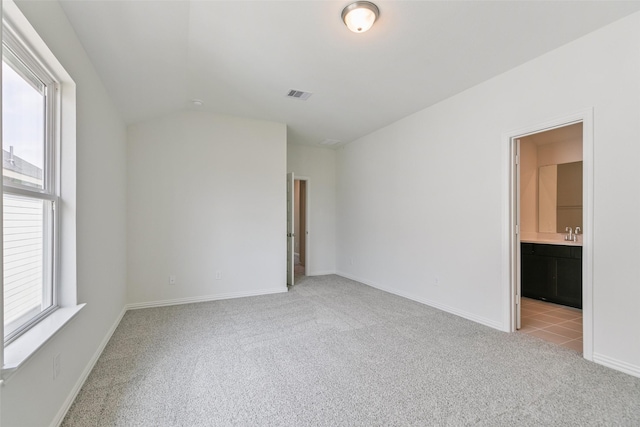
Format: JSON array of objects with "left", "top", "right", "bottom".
[
  {"left": 341, "top": 1, "right": 379, "bottom": 33},
  {"left": 191, "top": 99, "right": 204, "bottom": 107}
]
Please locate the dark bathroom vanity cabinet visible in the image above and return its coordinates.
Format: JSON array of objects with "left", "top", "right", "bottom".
[{"left": 521, "top": 243, "right": 582, "bottom": 309}]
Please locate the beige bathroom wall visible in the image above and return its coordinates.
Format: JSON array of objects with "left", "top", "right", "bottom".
[
  {"left": 537, "top": 124, "right": 583, "bottom": 166},
  {"left": 520, "top": 140, "right": 538, "bottom": 233},
  {"left": 520, "top": 122, "right": 583, "bottom": 233}
]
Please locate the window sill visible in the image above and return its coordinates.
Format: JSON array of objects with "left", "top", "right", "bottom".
[{"left": 2, "top": 304, "right": 85, "bottom": 382}]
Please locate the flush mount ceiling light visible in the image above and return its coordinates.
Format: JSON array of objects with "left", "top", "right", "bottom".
[
  {"left": 191, "top": 99, "right": 204, "bottom": 107},
  {"left": 341, "top": 1, "right": 379, "bottom": 33}
]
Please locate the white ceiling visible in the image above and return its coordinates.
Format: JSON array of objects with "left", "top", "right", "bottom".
[{"left": 58, "top": 1, "right": 640, "bottom": 148}]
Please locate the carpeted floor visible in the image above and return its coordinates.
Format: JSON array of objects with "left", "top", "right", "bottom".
[{"left": 62, "top": 275, "right": 640, "bottom": 426}]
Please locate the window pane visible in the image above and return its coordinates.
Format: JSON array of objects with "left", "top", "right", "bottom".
[
  {"left": 3, "top": 194, "right": 53, "bottom": 338},
  {"left": 2, "top": 59, "right": 45, "bottom": 190}
]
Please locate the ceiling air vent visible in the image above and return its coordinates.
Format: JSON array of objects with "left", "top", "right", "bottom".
[{"left": 286, "top": 89, "right": 312, "bottom": 100}]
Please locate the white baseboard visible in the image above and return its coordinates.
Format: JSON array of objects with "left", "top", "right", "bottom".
[
  {"left": 305, "top": 270, "right": 336, "bottom": 277},
  {"left": 126, "top": 287, "right": 288, "bottom": 310},
  {"left": 336, "top": 271, "right": 504, "bottom": 331},
  {"left": 593, "top": 353, "right": 640, "bottom": 378},
  {"left": 51, "top": 307, "right": 127, "bottom": 427}
]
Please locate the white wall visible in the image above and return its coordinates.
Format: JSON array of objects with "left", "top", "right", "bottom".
[
  {"left": 1, "top": 1, "right": 128, "bottom": 426},
  {"left": 127, "top": 111, "right": 287, "bottom": 305},
  {"left": 287, "top": 143, "right": 337, "bottom": 275},
  {"left": 337, "top": 13, "right": 640, "bottom": 373}
]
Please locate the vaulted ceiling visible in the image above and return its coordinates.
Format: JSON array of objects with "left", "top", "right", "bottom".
[{"left": 59, "top": 1, "right": 640, "bottom": 147}]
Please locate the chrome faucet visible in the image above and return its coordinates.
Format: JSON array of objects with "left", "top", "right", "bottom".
[
  {"left": 565, "top": 226, "right": 574, "bottom": 242},
  {"left": 565, "top": 226, "right": 580, "bottom": 242}
]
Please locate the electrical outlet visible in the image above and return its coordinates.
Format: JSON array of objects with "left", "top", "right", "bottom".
[
  {"left": 434, "top": 277, "right": 440, "bottom": 287},
  {"left": 350, "top": 257, "right": 354, "bottom": 266},
  {"left": 169, "top": 275, "right": 176, "bottom": 285},
  {"left": 53, "top": 354, "right": 61, "bottom": 380},
  {"left": 215, "top": 271, "right": 222, "bottom": 280}
]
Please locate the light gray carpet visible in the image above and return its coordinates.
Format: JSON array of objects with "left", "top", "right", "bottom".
[{"left": 62, "top": 275, "right": 640, "bottom": 426}]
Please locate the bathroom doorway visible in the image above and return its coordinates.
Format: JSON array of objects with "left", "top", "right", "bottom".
[
  {"left": 294, "top": 178, "right": 308, "bottom": 278},
  {"left": 506, "top": 110, "right": 594, "bottom": 360}
]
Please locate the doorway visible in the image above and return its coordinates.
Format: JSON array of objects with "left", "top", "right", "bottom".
[
  {"left": 294, "top": 179, "right": 307, "bottom": 278},
  {"left": 286, "top": 173, "right": 310, "bottom": 287},
  {"left": 505, "top": 110, "right": 594, "bottom": 360}
]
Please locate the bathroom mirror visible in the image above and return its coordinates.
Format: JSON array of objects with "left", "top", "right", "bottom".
[{"left": 538, "top": 161, "right": 583, "bottom": 233}]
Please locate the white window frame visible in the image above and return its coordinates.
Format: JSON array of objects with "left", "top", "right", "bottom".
[
  {"left": 2, "top": 19, "right": 61, "bottom": 345},
  {"left": 1, "top": 0, "right": 82, "bottom": 381}
]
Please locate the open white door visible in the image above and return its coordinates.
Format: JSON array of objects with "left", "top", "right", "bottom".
[{"left": 286, "top": 172, "right": 294, "bottom": 286}]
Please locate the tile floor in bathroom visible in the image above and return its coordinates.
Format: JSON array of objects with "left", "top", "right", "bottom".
[{"left": 520, "top": 297, "right": 583, "bottom": 353}]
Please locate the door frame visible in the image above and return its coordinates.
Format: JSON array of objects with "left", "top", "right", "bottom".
[{"left": 502, "top": 108, "right": 594, "bottom": 361}]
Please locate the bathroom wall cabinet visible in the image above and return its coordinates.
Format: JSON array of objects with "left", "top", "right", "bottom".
[{"left": 521, "top": 243, "right": 582, "bottom": 309}]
